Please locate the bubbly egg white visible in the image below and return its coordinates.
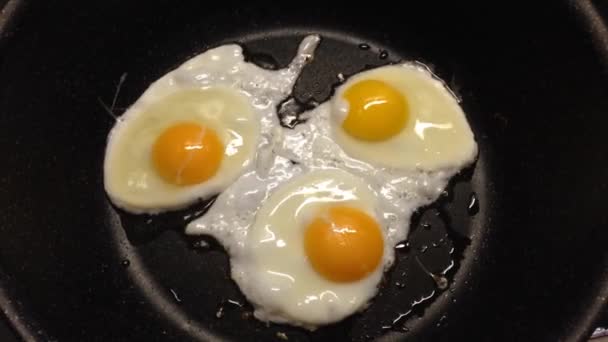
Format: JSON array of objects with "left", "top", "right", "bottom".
[{"left": 104, "top": 35, "right": 320, "bottom": 213}]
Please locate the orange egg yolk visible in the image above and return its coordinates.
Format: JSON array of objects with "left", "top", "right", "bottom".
[
  {"left": 152, "top": 122, "right": 224, "bottom": 186},
  {"left": 342, "top": 79, "right": 409, "bottom": 142},
  {"left": 304, "top": 206, "right": 384, "bottom": 283}
]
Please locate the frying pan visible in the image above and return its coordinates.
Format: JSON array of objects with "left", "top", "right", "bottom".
[{"left": 1, "top": 1, "right": 608, "bottom": 341}]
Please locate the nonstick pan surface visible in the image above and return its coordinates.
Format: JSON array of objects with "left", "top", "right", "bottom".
[{"left": 1, "top": 1, "right": 608, "bottom": 341}]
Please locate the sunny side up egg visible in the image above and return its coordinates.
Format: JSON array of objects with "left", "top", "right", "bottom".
[
  {"left": 187, "top": 162, "right": 410, "bottom": 328},
  {"left": 280, "top": 63, "right": 477, "bottom": 173},
  {"left": 103, "top": 36, "right": 320, "bottom": 213},
  {"left": 332, "top": 64, "right": 477, "bottom": 171}
]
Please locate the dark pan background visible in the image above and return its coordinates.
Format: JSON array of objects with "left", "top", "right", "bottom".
[{"left": 1, "top": 1, "right": 608, "bottom": 341}]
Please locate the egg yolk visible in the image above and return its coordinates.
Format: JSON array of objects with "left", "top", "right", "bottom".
[
  {"left": 152, "top": 122, "right": 224, "bottom": 186},
  {"left": 304, "top": 206, "right": 384, "bottom": 283},
  {"left": 342, "top": 80, "right": 408, "bottom": 142}
]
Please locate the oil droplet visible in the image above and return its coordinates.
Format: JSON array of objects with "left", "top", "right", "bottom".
[
  {"left": 419, "top": 245, "right": 428, "bottom": 253},
  {"left": 227, "top": 299, "right": 243, "bottom": 307},
  {"left": 169, "top": 288, "right": 182, "bottom": 303},
  {"left": 436, "top": 314, "right": 448, "bottom": 328},
  {"left": 278, "top": 97, "right": 302, "bottom": 128},
  {"left": 277, "top": 97, "right": 316, "bottom": 129},
  {"left": 395, "top": 241, "right": 410, "bottom": 252},
  {"left": 358, "top": 43, "right": 371, "bottom": 50},
  {"left": 467, "top": 192, "right": 479, "bottom": 215},
  {"left": 385, "top": 324, "right": 409, "bottom": 333},
  {"left": 416, "top": 256, "right": 449, "bottom": 290},
  {"left": 432, "top": 274, "right": 449, "bottom": 290},
  {"left": 121, "top": 259, "right": 130, "bottom": 267},
  {"left": 422, "top": 223, "right": 431, "bottom": 230},
  {"left": 215, "top": 306, "right": 224, "bottom": 319},
  {"left": 379, "top": 50, "right": 389, "bottom": 59},
  {"left": 193, "top": 240, "right": 209, "bottom": 249},
  {"left": 386, "top": 311, "right": 412, "bottom": 332},
  {"left": 395, "top": 282, "right": 406, "bottom": 289},
  {"left": 276, "top": 332, "right": 289, "bottom": 340},
  {"left": 214, "top": 299, "right": 243, "bottom": 319}
]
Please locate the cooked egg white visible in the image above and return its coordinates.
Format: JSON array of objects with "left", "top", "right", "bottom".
[
  {"left": 188, "top": 165, "right": 406, "bottom": 329},
  {"left": 103, "top": 35, "right": 320, "bottom": 213},
  {"left": 330, "top": 63, "right": 476, "bottom": 171}
]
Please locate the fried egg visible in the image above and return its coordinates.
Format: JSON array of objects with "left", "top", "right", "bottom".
[
  {"left": 332, "top": 63, "right": 477, "bottom": 170},
  {"left": 103, "top": 35, "right": 320, "bottom": 213},
  {"left": 187, "top": 162, "right": 413, "bottom": 328}
]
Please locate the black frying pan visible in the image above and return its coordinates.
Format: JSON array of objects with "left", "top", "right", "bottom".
[{"left": 1, "top": 1, "right": 608, "bottom": 341}]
